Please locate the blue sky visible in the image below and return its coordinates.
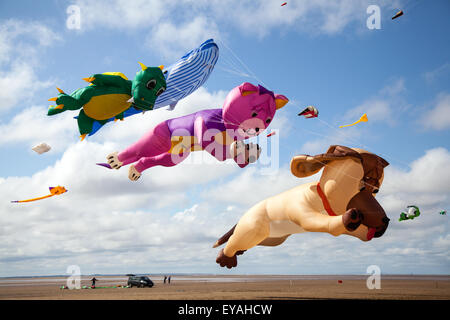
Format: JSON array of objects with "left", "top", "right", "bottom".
[{"left": 0, "top": 0, "right": 449, "bottom": 277}]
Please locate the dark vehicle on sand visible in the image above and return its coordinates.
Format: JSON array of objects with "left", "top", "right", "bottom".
[{"left": 127, "top": 275, "right": 154, "bottom": 288}]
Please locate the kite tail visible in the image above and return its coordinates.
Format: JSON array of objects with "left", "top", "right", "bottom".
[
  {"left": 96, "top": 163, "right": 112, "bottom": 169},
  {"left": 11, "top": 194, "right": 55, "bottom": 203}
]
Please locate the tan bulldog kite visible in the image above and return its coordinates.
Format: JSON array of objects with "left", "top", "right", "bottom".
[{"left": 214, "top": 145, "right": 390, "bottom": 269}]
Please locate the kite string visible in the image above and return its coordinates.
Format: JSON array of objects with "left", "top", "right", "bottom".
[
  {"left": 218, "top": 37, "right": 419, "bottom": 174},
  {"left": 219, "top": 54, "right": 253, "bottom": 78},
  {"left": 217, "top": 38, "right": 270, "bottom": 89}
]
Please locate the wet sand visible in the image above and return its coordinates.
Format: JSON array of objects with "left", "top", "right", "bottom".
[{"left": 0, "top": 275, "right": 449, "bottom": 300}]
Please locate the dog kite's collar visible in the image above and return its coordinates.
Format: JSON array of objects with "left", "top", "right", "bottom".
[{"left": 316, "top": 182, "right": 337, "bottom": 216}]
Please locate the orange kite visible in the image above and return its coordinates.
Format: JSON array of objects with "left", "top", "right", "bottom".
[{"left": 11, "top": 186, "right": 67, "bottom": 203}]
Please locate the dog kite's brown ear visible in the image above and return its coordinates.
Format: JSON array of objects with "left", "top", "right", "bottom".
[
  {"left": 290, "top": 145, "right": 362, "bottom": 178},
  {"left": 290, "top": 155, "right": 326, "bottom": 178}
]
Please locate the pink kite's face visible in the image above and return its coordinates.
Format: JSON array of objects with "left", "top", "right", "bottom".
[{"left": 222, "top": 82, "right": 289, "bottom": 139}]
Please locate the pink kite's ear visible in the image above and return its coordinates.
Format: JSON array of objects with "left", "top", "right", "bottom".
[
  {"left": 275, "top": 94, "right": 289, "bottom": 110},
  {"left": 239, "top": 82, "right": 259, "bottom": 97}
]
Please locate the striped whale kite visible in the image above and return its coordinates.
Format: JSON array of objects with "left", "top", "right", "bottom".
[{"left": 88, "top": 39, "right": 219, "bottom": 136}]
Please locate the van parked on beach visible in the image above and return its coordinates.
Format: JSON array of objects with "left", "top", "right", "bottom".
[{"left": 127, "top": 275, "right": 154, "bottom": 288}]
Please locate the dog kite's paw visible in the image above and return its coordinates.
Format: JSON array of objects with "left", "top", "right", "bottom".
[
  {"left": 216, "top": 249, "right": 238, "bottom": 269},
  {"left": 343, "top": 208, "right": 363, "bottom": 231},
  {"left": 106, "top": 152, "right": 123, "bottom": 169},
  {"left": 128, "top": 165, "right": 141, "bottom": 181}
]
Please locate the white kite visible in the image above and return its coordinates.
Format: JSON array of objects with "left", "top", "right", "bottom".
[{"left": 32, "top": 143, "right": 51, "bottom": 154}]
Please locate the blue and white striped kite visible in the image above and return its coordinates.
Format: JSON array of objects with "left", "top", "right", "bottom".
[{"left": 155, "top": 38, "right": 219, "bottom": 111}]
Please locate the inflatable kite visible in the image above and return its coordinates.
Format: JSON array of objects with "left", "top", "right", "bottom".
[
  {"left": 98, "top": 82, "right": 289, "bottom": 181},
  {"left": 11, "top": 186, "right": 67, "bottom": 203},
  {"left": 399, "top": 205, "right": 420, "bottom": 221},
  {"left": 47, "top": 63, "right": 167, "bottom": 140},
  {"left": 88, "top": 39, "right": 219, "bottom": 136},
  {"left": 214, "top": 145, "right": 390, "bottom": 269},
  {"left": 298, "top": 105, "right": 318, "bottom": 118},
  {"left": 339, "top": 113, "right": 368, "bottom": 128},
  {"left": 32, "top": 142, "right": 51, "bottom": 154}
]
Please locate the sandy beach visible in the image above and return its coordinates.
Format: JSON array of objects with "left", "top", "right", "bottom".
[{"left": 0, "top": 275, "right": 448, "bottom": 300}]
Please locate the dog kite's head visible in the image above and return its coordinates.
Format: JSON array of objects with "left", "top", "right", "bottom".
[{"left": 290, "top": 145, "right": 390, "bottom": 241}]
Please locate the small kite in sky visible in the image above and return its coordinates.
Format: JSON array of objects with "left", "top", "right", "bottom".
[
  {"left": 32, "top": 142, "right": 51, "bottom": 154},
  {"left": 281, "top": 2, "right": 287, "bottom": 6},
  {"left": 267, "top": 131, "right": 276, "bottom": 138},
  {"left": 399, "top": 205, "right": 420, "bottom": 221},
  {"left": 298, "top": 105, "right": 318, "bottom": 118},
  {"left": 339, "top": 113, "right": 368, "bottom": 128},
  {"left": 439, "top": 210, "right": 447, "bottom": 215},
  {"left": 11, "top": 186, "right": 67, "bottom": 203},
  {"left": 392, "top": 10, "right": 404, "bottom": 20}
]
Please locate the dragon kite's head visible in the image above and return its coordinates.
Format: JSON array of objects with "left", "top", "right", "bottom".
[{"left": 130, "top": 63, "right": 167, "bottom": 111}]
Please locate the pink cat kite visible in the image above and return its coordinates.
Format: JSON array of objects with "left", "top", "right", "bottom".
[{"left": 98, "top": 82, "right": 289, "bottom": 181}]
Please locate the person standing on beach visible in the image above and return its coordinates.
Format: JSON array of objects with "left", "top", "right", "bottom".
[
  {"left": 164, "top": 276, "right": 167, "bottom": 284},
  {"left": 168, "top": 276, "right": 171, "bottom": 284},
  {"left": 91, "top": 277, "right": 97, "bottom": 288}
]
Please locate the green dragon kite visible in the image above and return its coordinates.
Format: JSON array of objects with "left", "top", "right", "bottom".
[
  {"left": 47, "top": 63, "right": 166, "bottom": 140},
  {"left": 399, "top": 205, "right": 421, "bottom": 221}
]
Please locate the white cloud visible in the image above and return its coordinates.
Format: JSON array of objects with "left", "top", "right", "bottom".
[
  {"left": 203, "top": 166, "right": 301, "bottom": 207},
  {"left": 0, "top": 105, "right": 76, "bottom": 151},
  {"left": 343, "top": 78, "right": 408, "bottom": 127},
  {"left": 0, "top": 19, "right": 61, "bottom": 113},
  {"left": 383, "top": 147, "right": 450, "bottom": 194},
  {"left": 0, "top": 140, "right": 449, "bottom": 275},
  {"left": 73, "top": 0, "right": 403, "bottom": 58},
  {"left": 424, "top": 62, "right": 450, "bottom": 84},
  {"left": 421, "top": 93, "right": 450, "bottom": 131},
  {"left": 0, "top": 19, "right": 60, "bottom": 65},
  {"left": 298, "top": 125, "right": 365, "bottom": 156},
  {"left": 147, "top": 17, "right": 221, "bottom": 60},
  {"left": 74, "top": 0, "right": 168, "bottom": 30}
]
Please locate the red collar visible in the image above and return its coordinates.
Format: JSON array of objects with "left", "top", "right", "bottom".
[{"left": 316, "top": 182, "right": 337, "bottom": 216}]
